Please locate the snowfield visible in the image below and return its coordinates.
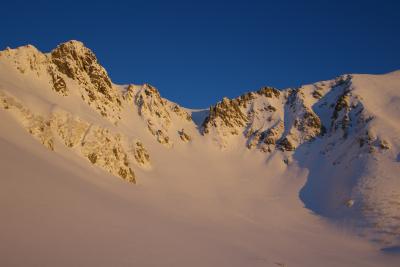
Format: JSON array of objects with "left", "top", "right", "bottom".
[{"left": 0, "top": 41, "right": 399, "bottom": 266}]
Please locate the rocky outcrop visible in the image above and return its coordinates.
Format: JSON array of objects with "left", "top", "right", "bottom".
[
  {"left": 277, "top": 89, "right": 323, "bottom": 151},
  {"left": 318, "top": 76, "right": 380, "bottom": 155},
  {"left": 171, "top": 104, "right": 192, "bottom": 121},
  {"left": 135, "top": 84, "right": 171, "bottom": 126},
  {"left": 51, "top": 109, "right": 90, "bottom": 147},
  {"left": 81, "top": 126, "right": 135, "bottom": 183},
  {"left": 0, "top": 90, "right": 54, "bottom": 150},
  {"left": 0, "top": 41, "right": 124, "bottom": 122},
  {"left": 146, "top": 119, "right": 172, "bottom": 147},
  {"left": 201, "top": 84, "right": 324, "bottom": 151},
  {"left": 123, "top": 84, "right": 138, "bottom": 102},
  {"left": 0, "top": 90, "right": 138, "bottom": 183},
  {"left": 199, "top": 76, "right": 394, "bottom": 156},
  {"left": 0, "top": 44, "right": 71, "bottom": 97},
  {"left": 331, "top": 89, "right": 351, "bottom": 135},
  {"left": 202, "top": 97, "right": 248, "bottom": 135},
  {"left": 131, "top": 83, "right": 193, "bottom": 147},
  {"left": 178, "top": 128, "right": 191, "bottom": 142},
  {"left": 277, "top": 137, "right": 296, "bottom": 152},
  {"left": 256, "top": 86, "right": 281, "bottom": 98},
  {"left": 0, "top": 41, "right": 194, "bottom": 149},
  {"left": 50, "top": 41, "right": 123, "bottom": 122},
  {"left": 132, "top": 141, "right": 151, "bottom": 167}
]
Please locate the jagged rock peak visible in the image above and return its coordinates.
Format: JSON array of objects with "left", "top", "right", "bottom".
[
  {"left": 50, "top": 40, "right": 122, "bottom": 122},
  {"left": 51, "top": 40, "right": 93, "bottom": 60},
  {"left": 0, "top": 41, "right": 123, "bottom": 122},
  {"left": 50, "top": 40, "right": 109, "bottom": 83}
]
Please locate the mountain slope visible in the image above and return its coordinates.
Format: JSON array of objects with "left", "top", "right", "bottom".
[{"left": 0, "top": 41, "right": 399, "bottom": 266}]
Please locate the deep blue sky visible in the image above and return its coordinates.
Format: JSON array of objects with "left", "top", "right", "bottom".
[{"left": 1, "top": 0, "right": 399, "bottom": 108}]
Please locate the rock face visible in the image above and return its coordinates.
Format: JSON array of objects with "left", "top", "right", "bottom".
[
  {"left": 80, "top": 125, "right": 136, "bottom": 183},
  {"left": 200, "top": 73, "right": 394, "bottom": 160},
  {"left": 277, "top": 88, "right": 322, "bottom": 151},
  {"left": 202, "top": 96, "right": 248, "bottom": 135},
  {"left": 132, "top": 141, "right": 151, "bottom": 167},
  {"left": 0, "top": 90, "right": 140, "bottom": 183},
  {"left": 0, "top": 41, "right": 124, "bottom": 123},
  {"left": 134, "top": 84, "right": 173, "bottom": 147},
  {"left": 178, "top": 128, "right": 191, "bottom": 142},
  {"left": 201, "top": 85, "right": 323, "bottom": 151},
  {"left": 0, "top": 41, "right": 197, "bottom": 182},
  {"left": 50, "top": 41, "right": 123, "bottom": 122},
  {"left": 51, "top": 109, "right": 90, "bottom": 148},
  {"left": 314, "top": 76, "right": 378, "bottom": 156},
  {"left": 124, "top": 83, "right": 193, "bottom": 147},
  {"left": 0, "top": 90, "right": 54, "bottom": 150}
]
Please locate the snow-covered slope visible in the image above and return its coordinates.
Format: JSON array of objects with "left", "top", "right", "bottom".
[
  {"left": 0, "top": 41, "right": 399, "bottom": 266},
  {"left": 0, "top": 41, "right": 196, "bottom": 183}
]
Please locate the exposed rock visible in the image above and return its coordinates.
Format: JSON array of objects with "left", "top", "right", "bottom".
[
  {"left": 246, "top": 129, "right": 263, "bottom": 149},
  {"left": 178, "top": 128, "right": 191, "bottom": 142},
  {"left": 265, "top": 104, "right": 277, "bottom": 112},
  {"left": 263, "top": 122, "right": 285, "bottom": 145},
  {"left": 51, "top": 109, "right": 90, "bottom": 147},
  {"left": 80, "top": 126, "right": 135, "bottom": 183},
  {"left": 379, "top": 139, "right": 390, "bottom": 150},
  {"left": 283, "top": 157, "right": 290, "bottom": 165},
  {"left": 201, "top": 85, "right": 325, "bottom": 152},
  {"left": 277, "top": 137, "right": 295, "bottom": 151},
  {"left": 300, "top": 111, "right": 322, "bottom": 135},
  {"left": 280, "top": 89, "right": 322, "bottom": 149},
  {"left": 312, "top": 90, "right": 322, "bottom": 99},
  {"left": 0, "top": 90, "right": 54, "bottom": 150},
  {"left": 123, "top": 84, "right": 137, "bottom": 101},
  {"left": 171, "top": 104, "right": 192, "bottom": 121},
  {"left": 0, "top": 90, "right": 136, "bottom": 183},
  {"left": 202, "top": 97, "right": 248, "bottom": 135},
  {"left": 332, "top": 89, "right": 350, "bottom": 122},
  {"left": 132, "top": 141, "right": 151, "bottom": 167},
  {"left": 246, "top": 121, "right": 285, "bottom": 152},
  {"left": 135, "top": 84, "right": 170, "bottom": 123},
  {"left": 257, "top": 87, "right": 280, "bottom": 98},
  {"left": 50, "top": 40, "right": 122, "bottom": 122},
  {"left": 345, "top": 199, "right": 355, "bottom": 208},
  {"left": 155, "top": 129, "right": 171, "bottom": 146},
  {"left": 88, "top": 153, "right": 98, "bottom": 164},
  {"left": 47, "top": 65, "right": 68, "bottom": 96},
  {"left": 358, "top": 131, "right": 374, "bottom": 149},
  {"left": 133, "top": 84, "right": 193, "bottom": 146},
  {"left": 146, "top": 120, "right": 173, "bottom": 147}
]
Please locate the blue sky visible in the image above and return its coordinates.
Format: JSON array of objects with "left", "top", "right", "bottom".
[{"left": 1, "top": 0, "right": 399, "bottom": 108}]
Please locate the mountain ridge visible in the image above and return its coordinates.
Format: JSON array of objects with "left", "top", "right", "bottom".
[{"left": 1, "top": 40, "right": 400, "bottom": 250}]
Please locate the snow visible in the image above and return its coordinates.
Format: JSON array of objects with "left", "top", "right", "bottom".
[
  {"left": 0, "top": 42, "right": 399, "bottom": 266},
  {"left": 1, "top": 112, "right": 397, "bottom": 267}
]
